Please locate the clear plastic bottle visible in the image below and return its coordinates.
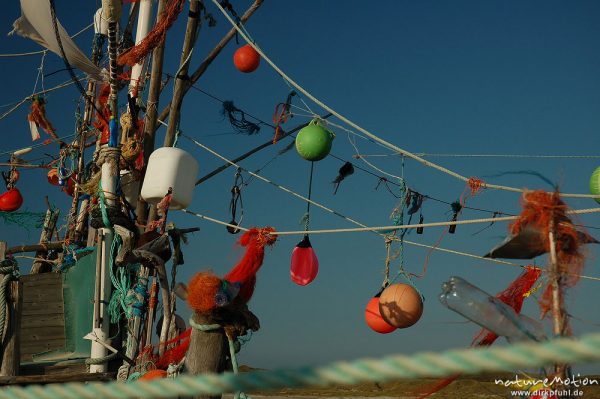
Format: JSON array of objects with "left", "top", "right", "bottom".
[{"left": 439, "top": 276, "right": 545, "bottom": 342}]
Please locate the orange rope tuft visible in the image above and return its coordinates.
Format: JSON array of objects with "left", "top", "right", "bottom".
[
  {"left": 117, "top": 0, "right": 186, "bottom": 67},
  {"left": 186, "top": 272, "right": 222, "bottom": 314}
]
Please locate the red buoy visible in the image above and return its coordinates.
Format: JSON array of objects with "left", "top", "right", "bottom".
[
  {"left": 290, "top": 235, "right": 319, "bottom": 286},
  {"left": 234, "top": 44, "right": 260, "bottom": 73},
  {"left": 0, "top": 188, "right": 24, "bottom": 212},
  {"left": 365, "top": 297, "right": 396, "bottom": 334}
]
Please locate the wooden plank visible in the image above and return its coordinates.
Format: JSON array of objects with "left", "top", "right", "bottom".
[
  {"left": 22, "top": 289, "right": 62, "bottom": 304},
  {"left": 21, "top": 314, "right": 64, "bottom": 329},
  {"left": 20, "top": 362, "right": 87, "bottom": 376},
  {"left": 21, "top": 303, "right": 64, "bottom": 316},
  {"left": 20, "top": 339, "right": 65, "bottom": 354},
  {"left": 0, "top": 372, "right": 114, "bottom": 385},
  {"left": 20, "top": 326, "right": 65, "bottom": 341},
  {"left": 21, "top": 273, "right": 62, "bottom": 284}
]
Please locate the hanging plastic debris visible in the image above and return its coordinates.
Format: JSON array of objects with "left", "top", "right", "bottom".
[{"left": 439, "top": 276, "right": 545, "bottom": 342}]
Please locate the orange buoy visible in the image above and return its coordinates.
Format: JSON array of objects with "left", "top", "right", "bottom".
[
  {"left": 0, "top": 188, "right": 24, "bottom": 212},
  {"left": 378, "top": 283, "right": 423, "bottom": 328},
  {"left": 233, "top": 44, "right": 260, "bottom": 73},
  {"left": 47, "top": 169, "right": 59, "bottom": 186},
  {"left": 139, "top": 369, "right": 167, "bottom": 381},
  {"left": 365, "top": 297, "right": 396, "bottom": 334}
]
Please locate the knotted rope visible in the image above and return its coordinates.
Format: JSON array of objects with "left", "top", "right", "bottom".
[{"left": 0, "top": 258, "right": 18, "bottom": 342}]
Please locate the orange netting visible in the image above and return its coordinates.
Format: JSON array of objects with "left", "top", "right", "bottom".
[
  {"left": 117, "top": 0, "right": 186, "bottom": 67},
  {"left": 509, "top": 190, "right": 586, "bottom": 318}
]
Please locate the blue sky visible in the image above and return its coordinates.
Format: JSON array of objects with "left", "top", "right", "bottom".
[{"left": 1, "top": 0, "right": 600, "bottom": 374}]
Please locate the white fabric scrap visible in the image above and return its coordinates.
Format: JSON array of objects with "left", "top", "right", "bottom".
[{"left": 10, "top": 0, "right": 105, "bottom": 81}]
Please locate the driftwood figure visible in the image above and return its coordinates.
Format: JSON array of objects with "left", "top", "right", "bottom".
[{"left": 177, "top": 227, "right": 276, "bottom": 399}]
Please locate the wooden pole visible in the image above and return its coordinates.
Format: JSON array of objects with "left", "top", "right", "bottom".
[
  {"left": 154, "top": 0, "right": 264, "bottom": 132},
  {"left": 7, "top": 242, "right": 64, "bottom": 255},
  {"left": 135, "top": 0, "right": 167, "bottom": 228},
  {"left": 30, "top": 199, "right": 60, "bottom": 274},
  {"left": 164, "top": 0, "right": 201, "bottom": 147},
  {"left": 196, "top": 114, "right": 333, "bottom": 185},
  {"left": 186, "top": 312, "right": 226, "bottom": 399},
  {"left": 548, "top": 219, "right": 568, "bottom": 384}
]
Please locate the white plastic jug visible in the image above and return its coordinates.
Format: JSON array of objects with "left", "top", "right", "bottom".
[{"left": 141, "top": 147, "right": 199, "bottom": 209}]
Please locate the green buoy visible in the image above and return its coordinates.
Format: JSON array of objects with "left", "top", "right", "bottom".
[{"left": 295, "top": 119, "right": 335, "bottom": 161}]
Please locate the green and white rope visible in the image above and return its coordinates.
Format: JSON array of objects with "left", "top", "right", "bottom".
[{"left": 2, "top": 333, "right": 600, "bottom": 399}]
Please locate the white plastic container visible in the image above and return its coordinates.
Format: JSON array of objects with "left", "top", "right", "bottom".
[
  {"left": 120, "top": 170, "right": 140, "bottom": 206},
  {"left": 141, "top": 147, "right": 199, "bottom": 209}
]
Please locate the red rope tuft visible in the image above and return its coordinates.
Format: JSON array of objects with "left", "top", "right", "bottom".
[
  {"left": 117, "top": 0, "right": 186, "bottom": 67},
  {"left": 224, "top": 227, "right": 277, "bottom": 303}
]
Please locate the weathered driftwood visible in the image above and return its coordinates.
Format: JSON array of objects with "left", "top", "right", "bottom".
[
  {"left": 6, "top": 242, "right": 64, "bottom": 255},
  {"left": 30, "top": 205, "right": 60, "bottom": 274},
  {"left": 163, "top": 0, "right": 201, "bottom": 147},
  {"left": 177, "top": 283, "right": 260, "bottom": 399},
  {"left": 135, "top": 0, "right": 167, "bottom": 228}
]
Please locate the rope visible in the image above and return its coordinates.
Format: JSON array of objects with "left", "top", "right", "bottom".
[
  {"left": 0, "top": 23, "right": 94, "bottom": 57},
  {"left": 85, "top": 351, "right": 118, "bottom": 366},
  {"left": 3, "top": 333, "right": 600, "bottom": 398},
  {"left": 179, "top": 137, "right": 600, "bottom": 282},
  {"left": 209, "top": 0, "right": 600, "bottom": 200},
  {"left": 180, "top": 210, "right": 600, "bottom": 283},
  {"left": 0, "top": 260, "right": 18, "bottom": 342},
  {"left": 356, "top": 152, "right": 600, "bottom": 159}
]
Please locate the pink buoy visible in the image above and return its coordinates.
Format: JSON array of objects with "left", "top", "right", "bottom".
[{"left": 290, "top": 235, "right": 319, "bottom": 286}]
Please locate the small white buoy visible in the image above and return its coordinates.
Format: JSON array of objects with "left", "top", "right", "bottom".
[{"left": 141, "top": 147, "right": 199, "bottom": 209}]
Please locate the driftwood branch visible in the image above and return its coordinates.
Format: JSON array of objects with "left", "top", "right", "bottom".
[
  {"left": 196, "top": 114, "right": 333, "bottom": 185},
  {"left": 7, "top": 242, "right": 64, "bottom": 255},
  {"left": 155, "top": 0, "right": 264, "bottom": 131}
]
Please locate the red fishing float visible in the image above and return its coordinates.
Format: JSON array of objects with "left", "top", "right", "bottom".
[
  {"left": 365, "top": 296, "right": 396, "bottom": 334},
  {"left": 290, "top": 235, "right": 319, "bottom": 286},
  {"left": 233, "top": 44, "right": 260, "bottom": 73},
  {"left": 0, "top": 188, "right": 24, "bottom": 212},
  {"left": 378, "top": 283, "right": 423, "bottom": 328}
]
